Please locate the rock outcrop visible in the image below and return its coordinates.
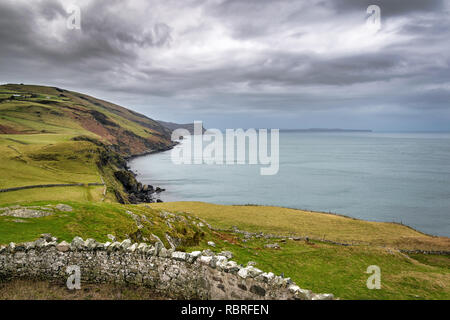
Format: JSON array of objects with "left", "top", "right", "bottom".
[
  {"left": 0, "top": 204, "right": 73, "bottom": 218},
  {"left": 114, "top": 170, "right": 165, "bottom": 204}
]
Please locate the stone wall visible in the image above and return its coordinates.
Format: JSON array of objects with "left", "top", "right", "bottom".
[
  {"left": 0, "top": 235, "right": 334, "bottom": 300},
  {"left": 0, "top": 183, "right": 104, "bottom": 193}
]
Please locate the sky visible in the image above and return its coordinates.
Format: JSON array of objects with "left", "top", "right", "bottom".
[{"left": 0, "top": 0, "right": 449, "bottom": 131}]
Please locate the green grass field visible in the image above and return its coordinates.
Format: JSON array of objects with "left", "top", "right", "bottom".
[
  {"left": 0, "top": 186, "right": 105, "bottom": 204},
  {"left": 0, "top": 201, "right": 448, "bottom": 300},
  {"left": 195, "top": 233, "right": 450, "bottom": 300},
  {"left": 149, "top": 202, "right": 450, "bottom": 252},
  {"left": 0, "top": 135, "right": 102, "bottom": 189}
]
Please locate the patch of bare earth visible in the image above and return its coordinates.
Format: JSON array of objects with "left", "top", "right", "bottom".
[
  {"left": 392, "top": 236, "right": 450, "bottom": 252},
  {"left": 0, "top": 124, "right": 21, "bottom": 134}
]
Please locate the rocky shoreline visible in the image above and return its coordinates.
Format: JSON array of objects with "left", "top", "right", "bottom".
[
  {"left": 116, "top": 143, "right": 177, "bottom": 204},
  {"left": 114, "top": 169, "right": 166, "bottom": 204},
  {"left": 124, "top": 141, "right": 178, "bottom": 161}
]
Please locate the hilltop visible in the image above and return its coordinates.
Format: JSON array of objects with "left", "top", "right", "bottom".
[{"left": 0, "top": 84, "right": 173, "bottom": 155}]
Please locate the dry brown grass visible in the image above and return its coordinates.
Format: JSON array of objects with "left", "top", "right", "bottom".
[
  {"left": 150, "top": 201, "right": 450, "bottom": 251},
  {"left": 0, "top": 280, "right": 168, "bottom": 300}
]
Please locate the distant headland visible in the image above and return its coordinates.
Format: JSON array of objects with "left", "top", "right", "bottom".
[{"left": 280, "top": 128, "right": 372, "bottom": 133}]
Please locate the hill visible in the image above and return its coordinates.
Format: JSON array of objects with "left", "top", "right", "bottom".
[
  {"left": 157, "top": 120, "right": 206, "bottom": 135},
  {"left": 0, "top": 84, "right": 174, "bottom": 204},
  {"left": 0, "top": 84, "right": 173, "bottom": 155}
]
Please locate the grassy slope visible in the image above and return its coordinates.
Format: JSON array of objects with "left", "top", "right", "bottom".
[
  {"left": 199, "top": 232, "right": 450, "bottom": 300},
  {"left": 0, "top": 186, "right": 105, "bottom": 204},
  {"left": 0, "top": 84, "right": 173, "bottom": 203},
  {"left": 0, "top": 136, "right": 101, "bottom": 188},
  {"left": 149, "top": 202, "right": 450, "bottom": 299},
  {"left": 0, "top": 133, "right": 111, "bottom": 203},
  {"left": 149, "top": 202, "right": 450, "bottom": 251},
  {"left": 0, "top": 201, "right": 205, "bottom": 247},
  {"left": 0, "top": 201, "right": 448, "bottom": 300},
  {"left": 0, "top": 84, "right": 170, "bottom": 143}
]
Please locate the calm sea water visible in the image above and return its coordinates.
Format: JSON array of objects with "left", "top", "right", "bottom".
[{"left": 129, "top": 132, "right": 450, "bottom": 237}]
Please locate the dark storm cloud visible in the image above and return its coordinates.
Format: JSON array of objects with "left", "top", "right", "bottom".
[
  {"left": 0, "top": 0, "right": 449, "bottom": 130},
  {"left": 0, "top": 0, "right": 172, "bottom": 68}
]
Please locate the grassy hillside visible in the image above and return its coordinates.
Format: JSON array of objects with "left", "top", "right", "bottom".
[
  {"left": 149, "top": 202, "right": 450, "bottom": 252},
  {"left": 0, "top": 200, "right": 448, "bottom": 300},
  {"left": 0, "top": 201, "right": 205, "bottom": 248},
  {"left": 0, "top": 84, "right": 172, "bottom": 156},
  {"left": 0, "top": 84, "right": 174, "bottom": 204},
  {"left": 148, "top": 202, "right": 449, "bottom": 299}
]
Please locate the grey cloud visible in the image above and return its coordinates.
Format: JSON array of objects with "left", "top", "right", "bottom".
[
  {"left": 0, "top": 0, "right": 449, "bottom": 131},
  {"left": 0, "top": 0, "right": 172, "bottom": 66},
  {"left": 38, "top": 0, "right": 66, "bottom": 20}
]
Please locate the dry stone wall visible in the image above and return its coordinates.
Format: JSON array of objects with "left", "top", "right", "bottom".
[{"left": 0, "top": 235, "right": 335, "bottom": 300}]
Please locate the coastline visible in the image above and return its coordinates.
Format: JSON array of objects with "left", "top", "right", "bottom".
[
  {"left": 118, "top": 142, "right": 178, "bottom": 204},
  {"left": 126, "top": 144, "right": 448, "bottom": 240},
  {"left": 127, "top": 132, "right": 450, "bottom": 238},
  {"left": 124, "top": 141, "right": 178, "bottom": 161}
]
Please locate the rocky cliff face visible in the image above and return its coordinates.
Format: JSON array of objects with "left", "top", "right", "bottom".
[{"left": 113, "top": 170, "right": 165, "bottom": 204}]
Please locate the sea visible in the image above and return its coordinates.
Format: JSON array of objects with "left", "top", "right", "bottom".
[{"left": 129, "top": 131, "right": 450, "bottom": 237}]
